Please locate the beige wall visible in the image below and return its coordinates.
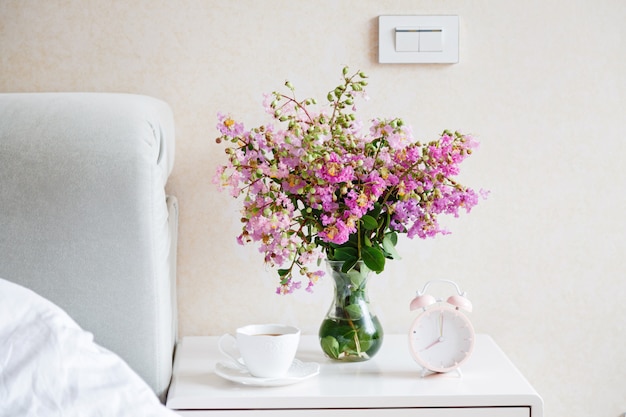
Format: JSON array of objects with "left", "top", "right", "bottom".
[{"left": 2, "top": 0, "right": 625, "bottom": 415}]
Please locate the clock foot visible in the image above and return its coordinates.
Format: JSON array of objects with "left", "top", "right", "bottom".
[{"left": 419, "top": 367, "right": 463, "bottom": 378}]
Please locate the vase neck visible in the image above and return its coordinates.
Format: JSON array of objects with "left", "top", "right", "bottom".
[{"left": 325, "top": 260, "right": 371, "bottom": 292}]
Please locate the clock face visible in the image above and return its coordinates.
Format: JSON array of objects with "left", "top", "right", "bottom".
[{"left": 409, "top": 305, "right": 475, "bottom": 373}]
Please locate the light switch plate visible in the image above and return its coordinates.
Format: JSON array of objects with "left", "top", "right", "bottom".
[{"left": 379, "top": 15, "right": 459, "bottom": 64}]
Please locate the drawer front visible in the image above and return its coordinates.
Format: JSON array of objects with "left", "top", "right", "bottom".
[{"left": 175, "top": 407, "right": 530, "bottom": 417}]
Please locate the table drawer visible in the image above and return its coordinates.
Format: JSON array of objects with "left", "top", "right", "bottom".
[{"left": 174, "top": 407, "right": 530, "bottom": 417}]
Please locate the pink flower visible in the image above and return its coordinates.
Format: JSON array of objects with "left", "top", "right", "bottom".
[
  {"left": 318, "top": 153, "right": 354, "bottom": 184},
  {"left": 276, "top": 279, "right": 302, "bottom": 295},
  {"left": 214, "top": 68, "right": 486, "bottom": 294},
  {"left": 318, "top": 218, "right": 352, "bottom": 245},
  {"left": 217, "top": 112, "right": 244, "bottom": 136},
  {"left": 281, "top": 175, "right": 307, "bottom": 194}
]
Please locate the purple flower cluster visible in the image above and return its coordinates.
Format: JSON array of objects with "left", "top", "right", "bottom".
[{"left": 214, "top": 69, "right": 486, "bottom": 294}]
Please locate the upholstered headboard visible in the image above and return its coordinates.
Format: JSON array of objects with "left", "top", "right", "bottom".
[{"left": 0, "top": 93, "right": 178, "bottom": 402}]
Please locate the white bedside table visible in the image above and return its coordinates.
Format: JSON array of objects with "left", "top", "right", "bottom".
[{"left": 166, "top": 334, "right": 543, "bottom": 416}]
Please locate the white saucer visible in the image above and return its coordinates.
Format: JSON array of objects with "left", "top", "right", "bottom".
[{"left": 215, "top": 359, "right": 320, "bottom": 387}]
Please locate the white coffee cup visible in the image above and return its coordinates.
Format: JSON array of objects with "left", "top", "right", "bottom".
[{"left": 218, "top": 323, "right": 300, "bottom": 378}]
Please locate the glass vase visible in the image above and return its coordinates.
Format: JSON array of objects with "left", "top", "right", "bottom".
[{"left": 318, "top": 260, "right": 383, "bottom": 361}]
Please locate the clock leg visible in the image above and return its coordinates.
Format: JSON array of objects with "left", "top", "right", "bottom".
[{"left": 419, "top": 368, "right": 463, "bottom": 378}]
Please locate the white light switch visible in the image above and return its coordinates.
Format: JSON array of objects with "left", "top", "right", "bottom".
[
  {"left": 419, "top": 28, "right": 443, "bottom": 52},
  {"left": 379, "top": 15, "right": 459, "bottom": 64},
  {"left": 395, "top": 28, "right": 420, "bottom": 52}
]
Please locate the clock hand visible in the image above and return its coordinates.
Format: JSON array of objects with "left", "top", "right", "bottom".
[
  {"left": 439, "top": 312, "right": 444, "bottom": 337},
  {"left": 421, "top": 336, "right": 444, "bottom": 351}
]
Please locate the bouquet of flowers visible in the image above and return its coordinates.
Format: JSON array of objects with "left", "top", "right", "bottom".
[{"left": 215, "top": 67, "right": 485, "bottom": 295}]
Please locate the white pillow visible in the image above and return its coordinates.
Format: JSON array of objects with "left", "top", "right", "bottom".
[{"left": 0, "top": 278, "right": 178, "bottom": 417}]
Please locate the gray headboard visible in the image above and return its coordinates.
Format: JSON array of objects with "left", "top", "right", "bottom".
[{"left": 0, "top": 93, "right": 178, "bottom": 402}]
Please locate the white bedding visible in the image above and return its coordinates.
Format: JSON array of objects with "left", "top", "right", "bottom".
[{"left": 0, "top": 278, "right": 178, "bottom": 417}]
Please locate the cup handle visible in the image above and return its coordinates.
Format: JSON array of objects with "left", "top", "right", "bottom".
[{"left": 217, "top": 333, "right": 247, "bottom": 371}]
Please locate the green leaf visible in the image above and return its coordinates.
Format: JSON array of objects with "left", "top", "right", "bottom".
[
  {"left": 361, "top": 246, "right": 385, "bottom": 272},
  {"left": 361, "top": 215, "right": 378, "bottom": 230},
  {"left": 320, "top": 336, "right": 340, "bottom": 359},
  {"left": 387, "top": 231, "right": 398, "bottom": 246},
  {"left": 382, "top": 234, "right": 402, "bottom": 260},
  {"left": 348, "top": 270, "right": 366, "bottom": 287},
  {"left": 357, "top": 329, "right": 374, "bottom": 351},
  {"left": 333, "top": 247, "right": 358, "bottom": 261},
  {"left": 341, "top": 257, "right": 358, "bottom": 273},
  {"left": 345, "top": 304, "right": 363, "bottom": 319},
  {"left": 277, "top": 269, "right": 290, "bottom": 277},
  {"left": 368, "top": 202, "right": 382, "bottom": 219}
]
